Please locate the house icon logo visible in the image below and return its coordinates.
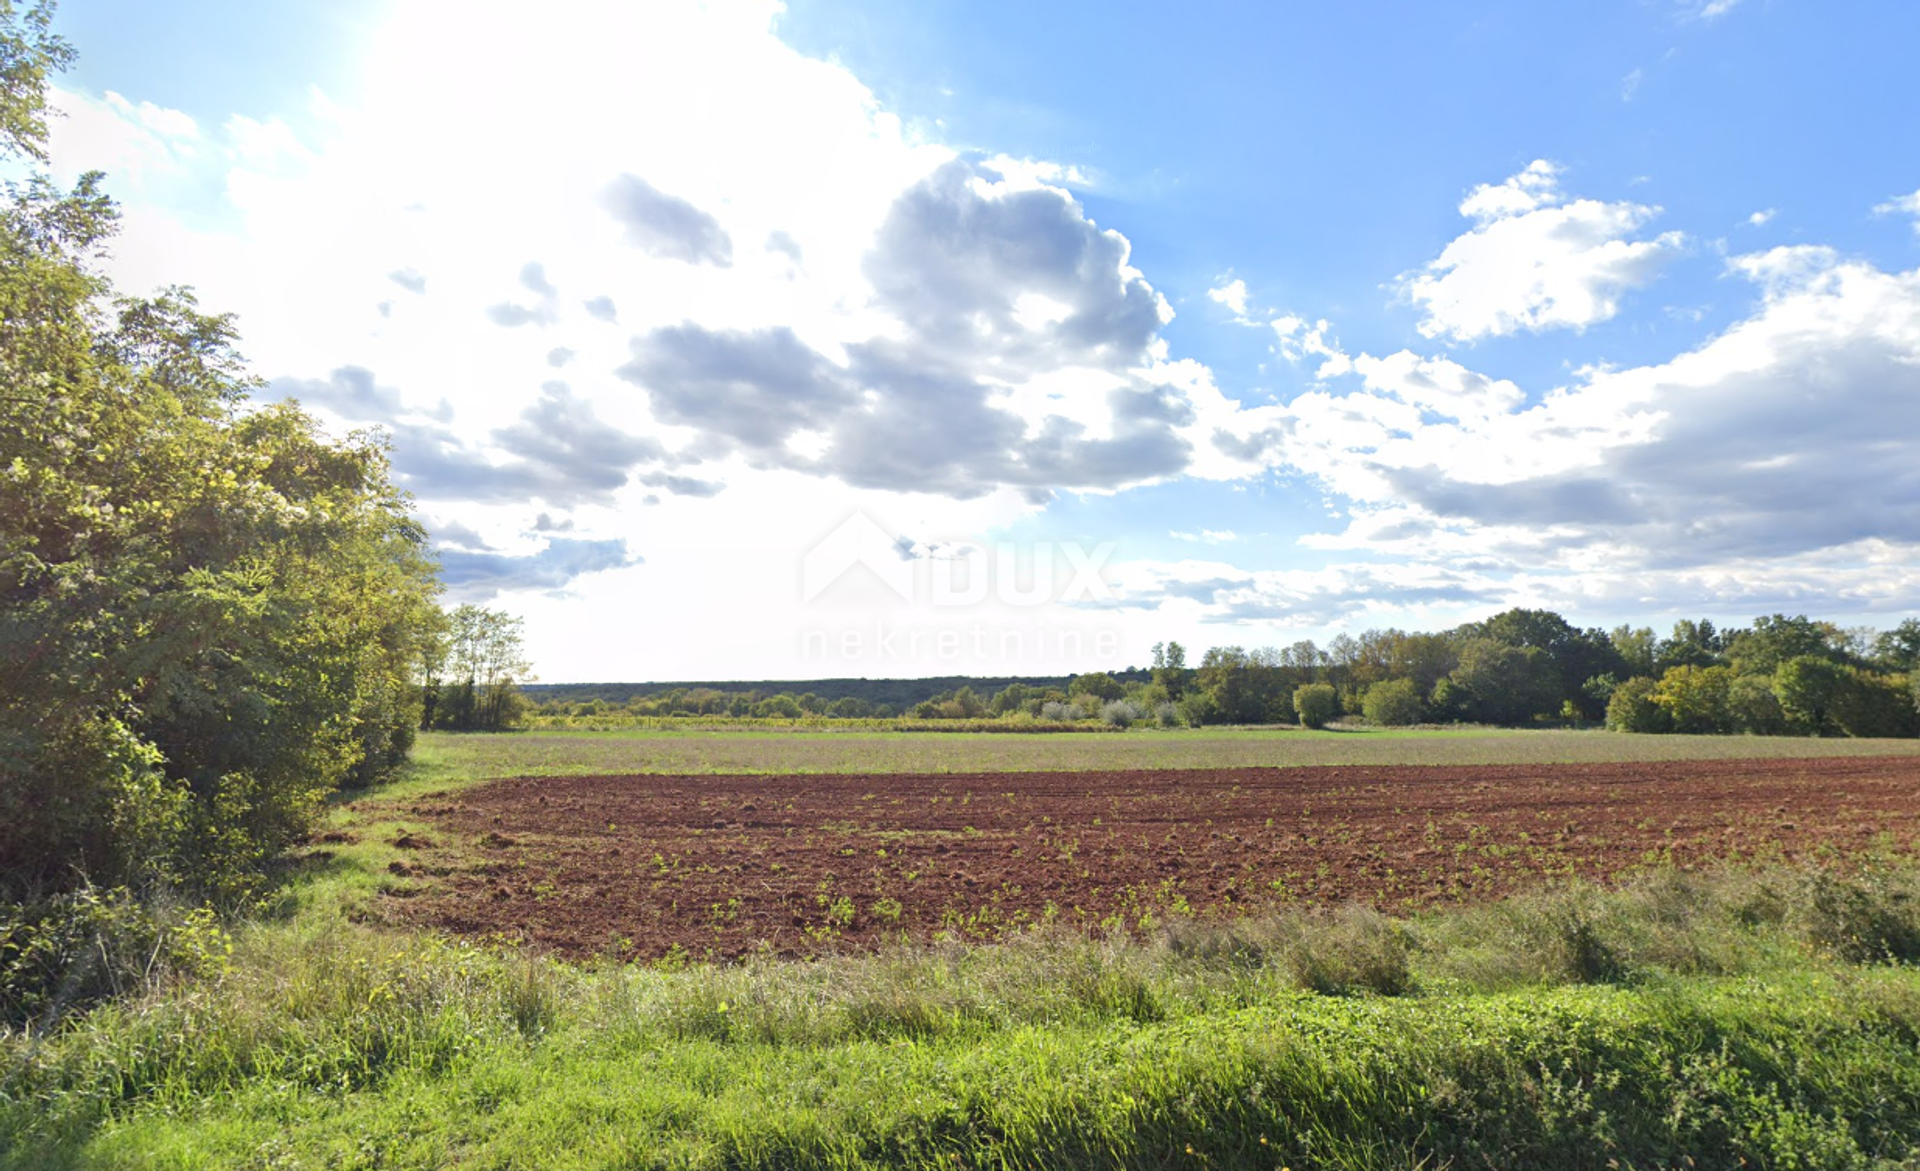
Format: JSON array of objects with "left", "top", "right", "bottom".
[{"left": 801, "top": 512, "right": 917, "bottom": 604}]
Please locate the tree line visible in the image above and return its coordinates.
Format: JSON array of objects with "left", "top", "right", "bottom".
[
  {"left": 0, "top": 8, "right": 449, "bottom": 921},
  {"left": 1124, "top": 612, "right": 1919, "bottom": 736}
]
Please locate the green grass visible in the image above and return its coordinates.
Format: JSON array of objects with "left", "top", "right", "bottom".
[
  {"left": 411, "top": 724, "right": 1920, "bottom": 780},
  {"left": 10, "top": 863, "right": 1920, "bottom": 1168}
]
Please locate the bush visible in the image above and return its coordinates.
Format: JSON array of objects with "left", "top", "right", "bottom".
[
  {"left": 0, "top": 888, "right": 232, "bottom": 1025},
  {"left": 1294, "top": 683, "right": 1338, "bottom": 729},
  {"left": 1039, "top": 702, "right": 1084, "bottom": 722},
  {"left": 1361, "top": 678, "right": 1422, "bottom": 726},
  {"left": 1099, "top": 700, "right": 1141, "bottom": 728},
  {"left": 1606, "top": 676, "right": 1671, "bottom": 733},
  {"left": 1651, "top": 665, "right": 1735, "bottom": 734}
]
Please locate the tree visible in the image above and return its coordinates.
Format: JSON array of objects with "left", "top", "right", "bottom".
[
  {"left": 1773, "top": 655, "right": 1847, "bottom": 735},
  {"left": 1150, "top": 641, "right": 1190, "bottom": 699},
  {"left": 1067, "top": 672, "right": 1125, "bottom": 702},
  {"left": 1609, "top": 626, "right": 1659, "bottom": 678},
  {"left": 1444, "top": 639, "right": 1560, "bottom": 726},
  {"left": 1461, "top": 608, "right": 1625, "bottom": 719},
  {"left": 1606, "top": 677, "right": 1670, "bottom": 734},
  {"left": 1650, "top": 665, "right": 1734, "bottom": 734},
  {"left": 0, "top": 8, "right": 441, "bottom": 903},
  {"left": 433, "top": 605, "right": 534, "bottom": 731},
  {"left": 1361, "top": 678, "right": 1422, "bottom": 726},
  {"left": 1294, "top": 683, "right": 1338, "bottom": 729},
  {"left": 1727, "top": 675, "right": 1786, "bottom": 735},
  {"left": 1659, "top": 619, "right": 1725, "bottom": 671},
  {"left": 1872, "top": 619, "right": 1920, "bottom": 673},
  {"left": 1726, "top": 614, "right": 1846, "bottom": 678}
]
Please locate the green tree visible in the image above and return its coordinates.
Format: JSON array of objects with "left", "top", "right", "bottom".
[
  {"left": 1871, "top": 619, "right": 1920, "bottom": 672},
  {"left": 1772, "top": 655, "right": 1847, "bottom": 735},
  {"left": 1150, "top": 641, "right": 1190, "bottom": 699},
  {"left": 0, "top": 9, "right": 441, "bottom": 904},
  {"left": 434, "top": 605, "right": 534, "bottom": 731},
  {"left": 1067, "top": 672, "right": 1125, "bottom": 702},
  {"left": 1727, "top": 675, "right": 1787, "bottom": 735},
  {"left": 1609, "top": 625, "right": 1659, "bottom": 677},
  {"left": 1658, "top": 619, "right": 1725, "bottom": 671},
  {"left": 1444, "top": 638, "right": 1560, "bottom": 726},
  {"left": 1293, "top": 683, "right": 1338, "bottom": 729},
  {"left": 1650, "top": 665, "right": 1735, "bottom": 734},
  {"left": 1605, "top": 677, "right": 1671, "bottom": 734},
  {"left": 1460, "top": 608, "right": 1626, "bottom": 720},
  {"left": 1361, "top": 678, "right": 1422, "bottom": 726},
  {"left": 1726, "top": 614, "right": 1847, "bottom": 677}
]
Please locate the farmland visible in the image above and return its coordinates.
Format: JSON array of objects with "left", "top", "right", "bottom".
[
  {"left": 389, "top": 755, "right": 1920, "bottom": 961},
  {"left": 410, "top": 723, "right": 1920, "bottom": 781}
]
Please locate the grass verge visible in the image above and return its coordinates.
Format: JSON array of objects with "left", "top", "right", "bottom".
[{"left": 7, "top": 860, "right": 1920, "bottom": 1168}]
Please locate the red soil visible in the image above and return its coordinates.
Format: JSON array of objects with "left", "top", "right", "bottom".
[{"left": 382, "top": 757, "right": 1920, "bottom": 960}]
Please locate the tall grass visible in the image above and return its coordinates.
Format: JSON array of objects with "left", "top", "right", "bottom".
[{"left": 9, "top": 860, "right": 1920, "bottom": 1168}]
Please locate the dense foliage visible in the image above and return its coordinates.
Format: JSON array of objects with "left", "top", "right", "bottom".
[{"left": 0, "top": 6, "right": 441, "bottom": 912}]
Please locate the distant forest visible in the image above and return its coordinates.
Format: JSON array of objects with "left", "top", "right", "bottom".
[
  {"left": 527, "top": 609, "right": 1920, "bottom": 737},
  {"left": 525, "top": 672, "right": 1151, "bottom": 713}
]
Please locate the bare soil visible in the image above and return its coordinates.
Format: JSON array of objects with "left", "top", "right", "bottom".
[{"left": 381, "top": 757, "right": 1920, "bottom": 960}]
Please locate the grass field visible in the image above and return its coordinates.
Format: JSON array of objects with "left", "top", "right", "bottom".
[
  {"left": 412, "top": 724, "right": 1920, "bottom": 782},
  {"left": 8, "top": 728, "right": 1920, "bottom": 1169}
]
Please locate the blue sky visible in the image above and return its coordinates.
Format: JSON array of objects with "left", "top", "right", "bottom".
[{"left": 42, "top": 0, "right": 1920, "bottom": 680}]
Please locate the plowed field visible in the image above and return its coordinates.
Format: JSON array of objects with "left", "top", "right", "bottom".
[{"left": 384, "top": 756, "right": 1920, "bottom": 960}]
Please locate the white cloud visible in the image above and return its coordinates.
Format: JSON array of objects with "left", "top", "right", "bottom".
[
  {"left": 1169, "top": 529, "right": 1237, "bottom": 545},
  {"left": 1621, "top": 69, "right": 1643, "bottom": 102},
  {"left": 1747, "top": 207, "right": 1777, "bottom": 227},
  {"left": 1688, "top": 0, "right": 1746, "bottom": 20},
  {"left": 1402, "top": 160, "right": 1686, "bottom": 342},
  {"left": 1238, "top": 246, "right": 1920, "bottom": 606},
  {"left": 1875, "top": 188, "right": 1920, "bottom": 237},
  {"left": 1206, "top": 277, "right": 1250, "bottom": 319}
]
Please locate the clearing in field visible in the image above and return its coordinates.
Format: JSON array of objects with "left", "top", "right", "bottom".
[{"left": 378, "top": 753, "right": 1920, "bottom": 960}]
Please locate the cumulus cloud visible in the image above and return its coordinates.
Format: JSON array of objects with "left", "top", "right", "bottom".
[
  {"left": 1207, "top": 278, "right": 1250, "bottom": 319},
  {"left": 1402, "top": 160, "right": 1685, "bottom": 342},
  {"left": 601, "top": 173, "right": 733, "bottom": 266},
  {"left": 1246, "top": 247, "right": 1920, "bottom": 592},
  {"left": 388, "top": 268, "right": 427, "bottom": 293},
  {"left": 582, "top": 296, "right": 618, "bottom": 322},
  {"left": 614, "top": 157, "right": 1197, "bottom": 499}
]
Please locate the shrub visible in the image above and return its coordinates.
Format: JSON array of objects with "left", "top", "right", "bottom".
[
  {"left": 1651, "top": 665, "right": 1735, "bottom": 734},
  {"left": 1293, "top": 683, "right": 1338, "bottom": 729},
  {"left": 1039, "top": 702, "right": 1083, "bottom": 722},
  {"left": 1605, "top": 676, "right": 1671, "bottom": 733},
  {"left": 1361, "top": 678, "right": 1422, "bottom": 726},
  {"left": 1099, "top": 700, "right": 1141, "bottom": 728}
]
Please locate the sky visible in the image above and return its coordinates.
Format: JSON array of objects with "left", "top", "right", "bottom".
[{"left": 40, "top": 0, "right": 1920, "bottom": 682}]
